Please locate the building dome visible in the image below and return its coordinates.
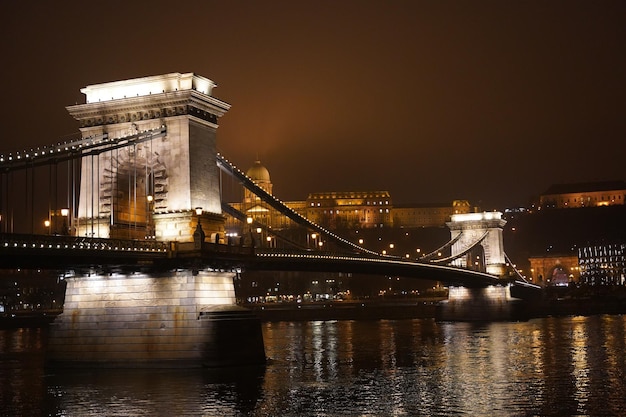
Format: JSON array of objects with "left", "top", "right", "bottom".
[{"left": 246, "top": 160, "right": 271, "bottom": 182}]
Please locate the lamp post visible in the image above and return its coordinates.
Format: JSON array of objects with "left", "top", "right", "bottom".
[
  {"left": 60, "top": 208, "right": 69, "bottom": 235},
  {"left": 145, "top": 196, "right": 154, "bottom": 239},
  {"left": 193, "top": 207, "right": 204, "bottom": 249}
]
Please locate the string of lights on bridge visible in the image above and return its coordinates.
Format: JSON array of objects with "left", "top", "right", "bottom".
[
  {"left": 0, "top": 236, "right": 167, "bottom": 253},
  {"left": 0, "top": 126, "right": 167, "bottom": 167},
  {"left": 216, "top": 153, "right": 381, "bottom": 257}
]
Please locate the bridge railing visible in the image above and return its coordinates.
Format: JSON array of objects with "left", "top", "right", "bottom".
[{"left": 0, "top": 233, "right": 169, "bottom": 253}]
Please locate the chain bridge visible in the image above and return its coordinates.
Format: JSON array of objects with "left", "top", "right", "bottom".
[{"left": 0, "top": 73, "right": 539, "bottom": 368}]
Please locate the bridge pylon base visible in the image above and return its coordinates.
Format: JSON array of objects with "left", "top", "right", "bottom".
[
  {"left": 46, "top": 270, "right": 265, "bottom": 368},
  {"left": 436, "top": 285, "right": 525, "bottom": 321}
]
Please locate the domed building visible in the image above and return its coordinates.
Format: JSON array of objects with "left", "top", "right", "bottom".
[
  {"left": 244, "top": 160, "right": 273, "bottom": 204},
  {"left": 226, "top": 161, "right": 306, "bottom": 237}
]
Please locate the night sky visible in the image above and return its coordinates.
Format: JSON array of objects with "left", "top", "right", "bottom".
[{"left": 1, "top": 1, "right": 624, "bottom": 210}]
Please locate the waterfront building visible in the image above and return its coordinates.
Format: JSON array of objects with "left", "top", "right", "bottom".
[
  {"left": 539, "top": 180, "right": 626, "bottom": 209},
  {"left": 527, "top": 255, "right": 580, "bottom": 286},
  {"left": 578, "top": 243, "right": 626, "bottom": 286}
]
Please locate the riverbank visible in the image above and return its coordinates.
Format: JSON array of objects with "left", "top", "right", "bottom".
[
  {"left": 2, "top": 294, "right": 626, "bottom": 327},
  {"left": 246, "top": 294, "right": 626, "bottom": 322},
  {"left": 246, "top": 298, "right": 442, "bottom": 321}
]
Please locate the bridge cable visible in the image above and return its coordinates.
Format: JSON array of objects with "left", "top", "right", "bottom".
[
  {"left": 216, "top": 154, "right": 380, "bottom": 257},
  {"left": 504, "top": 251, "right": 529, "bottom": 283},
  {"left": 419, "top": 232, "right": 464, "bottom": 261},
  {"left": 430, "top": 231, "right": 490, "bottom": 264},
  {"left": 221, "top": 202, "right": 309, "bottom": 250}
]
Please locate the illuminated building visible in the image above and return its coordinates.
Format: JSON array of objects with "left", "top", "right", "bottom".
[
  {"left": 539, "top": 180, "right": 626, "bottom": 209},
  {"left": 227, "top": 161, "right": 471, "bottom": 233},
  {"left": 578, "top": 243, "right": 626, "bottom": 286},
  {"left": 306, "top": 191, "right": 393, "bottom": 229},
  {"left": 528, "top": 255, "right": 580, "bottom": 286}
]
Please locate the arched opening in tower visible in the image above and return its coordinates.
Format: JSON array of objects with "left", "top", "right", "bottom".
[
  {"left": 109, "top": 163, "right": 150, "bottom": 239},
  {"left": 467, "top": 245, "right": 486, "bottom": 272}
]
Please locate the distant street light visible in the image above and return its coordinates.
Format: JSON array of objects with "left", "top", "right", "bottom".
[
  {"left": 44, "top": 219, "right": 51, "bottom": 235},
  {"left": 60, "top": 208, "right": 69, "bottom": 235}
]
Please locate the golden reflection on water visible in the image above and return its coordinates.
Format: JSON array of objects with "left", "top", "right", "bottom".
[{"left": 2, "top": 316, "right": 626, "bottom": 416}]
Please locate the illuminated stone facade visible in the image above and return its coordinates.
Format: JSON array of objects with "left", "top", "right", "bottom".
[
  {"left": 306, "top": 191, "right": 393, "bottom": 229},
  {"left": 447, "top": 212, "right": 507, "bottom": 276},
  {"left": 528, "top": 255, "right": 580, "bottom": 286},
  {"left": 48, "top": 270, "right": 265, "bottom": 367},
  {"left": 67, "top": 73, "right": 230, "bottom": 242},
  {"left": 539, "top": 180, "right": 626, "bottom": 209}
]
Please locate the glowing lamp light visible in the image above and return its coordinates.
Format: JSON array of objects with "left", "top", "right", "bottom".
[
  {"left": 147, "top": 195, "right": 154, "bottom": 202},
  {"left": 247, "top": 217, "right": 253, "bottom": 224},
  {"left": 61, "top": 208, "right": 69, "bottom": 217},
  {"left": 44, "top": 220, "right": 51, "bottom": 227},
  {"left": 195, "top": 207, "right": 203, "bottom": 215}
]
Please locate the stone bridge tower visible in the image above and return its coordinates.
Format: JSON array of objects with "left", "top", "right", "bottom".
[
  {"left": 66, "top": 73, "right": 230, "bottom": 242},
  {"left": 446, "top": 212, "right": 507, "bottom": 276},
  {"left": 49, "top": 74, "right": 266, "bottom": 368}
]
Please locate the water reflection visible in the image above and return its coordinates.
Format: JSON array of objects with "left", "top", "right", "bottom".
[
  {"left": 46, "top": 366, "right": 265, "bottom": 416},
  {"left": 260, "top": 317, "right": 626, "bottom": 416},
  {"left": 1, "top": 316, "right": 626, "bottom": 416}
]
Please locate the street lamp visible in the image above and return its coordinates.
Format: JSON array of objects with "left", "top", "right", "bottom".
[
  {"left": 193, "top": 207, "right": 204, "bottom": 249},
  {"left": 44, "top": 219, "right": 51, "bottom": 235},
  {"left": 60, "top": 208, "right": 69, "bottom": 235}
]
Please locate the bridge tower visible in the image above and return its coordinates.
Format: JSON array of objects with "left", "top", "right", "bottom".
[
  {"left": 446, "top": 212, "right": 507, "bottom": 276},
  {"left": 437, "top": 212, "right": 522, "bottom": 321},
  {"left": 47, "top": 74, "right": 266, "bottom": 368},
  {"left": 66, "top": 72, "right": 229, "bottom": 242}
]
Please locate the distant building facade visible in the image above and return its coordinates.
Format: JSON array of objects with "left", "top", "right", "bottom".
[
  {"left": 578, "top": 243, "right": 626, "bottom": 286},
  {"left": 226, "top": 161, "right": 472, "bottom": 233},
  {"left": 394, "top": 200, "right": 472, "bottom": 228},
  {"left": 306, "top": 191, "right": 393, "bottom": 229},
  {"left": 539, "top": 180, "right": 626, "bottom": 209},
  {"left": 528, "top": 255, "right": 580, "bottom": 286}
]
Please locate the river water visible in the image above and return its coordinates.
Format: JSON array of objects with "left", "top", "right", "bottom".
[{"left": 1, "top": 315, "right": 626, "bottom": 416}]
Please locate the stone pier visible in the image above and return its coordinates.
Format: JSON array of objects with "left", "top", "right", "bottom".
[
  {"left": 436, "top": 285, "right": 524, "bottom": 321},
  {"left": 47, "top": 270, "right": 265, "bottom": 368}
]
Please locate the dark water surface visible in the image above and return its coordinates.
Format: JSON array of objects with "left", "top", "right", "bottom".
[{"left": 1, "top": 315, "right": 626, "bottom": 416}]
